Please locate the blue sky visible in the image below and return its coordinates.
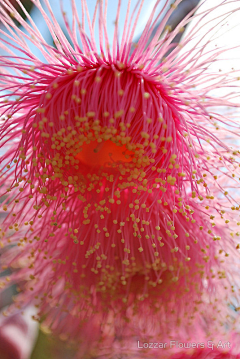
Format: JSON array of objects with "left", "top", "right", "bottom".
[{"left": 15, "top": 0, "right": 174, "bottom": 61}]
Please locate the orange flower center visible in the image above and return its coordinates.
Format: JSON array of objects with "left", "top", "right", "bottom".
[{"left": 76, "top": 140, "right": 133, "bottom": 168}]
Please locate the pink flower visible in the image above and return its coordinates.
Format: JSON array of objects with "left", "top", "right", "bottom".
[
  {"left": 0, "top": 0, "right": 240, "bottom": 356},
  {"left": 0, "top": 0, "right": 34, "bottom": 23},
  {"left": 170, "top": 348, "right": 240, "bottom": 359},
  {"left": 0, "top": 306, "right": 38, "bottom": 359}
]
